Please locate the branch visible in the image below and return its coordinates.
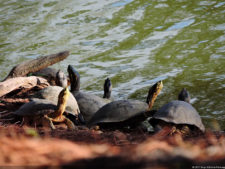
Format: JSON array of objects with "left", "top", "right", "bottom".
[{"left": 3, "top": 51, "right": 69, "bottom": 81}]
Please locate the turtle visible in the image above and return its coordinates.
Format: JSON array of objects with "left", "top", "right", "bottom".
[
  {"left": 31, "top": 67, "right": 80, "bottom": 119},
  {"left": 67, "top": 65, "right": 112, "bottom": 122},
  {"left": 149, "top": 88, "right": 205, "bottom": 135},
  {"left": 31, "top": 86, "right": 80, "bottom": 120},
  {"left": 87, "top": 80, "right": 163, "bottom": 129},
  {"left": 103, "top": 78, "right": 112, "bottom": 101},
  {"left": 13, "top": 87, "right": 75, "bottom": 130},
  {"left": 31, "top": 68, "right": 67, "bottom": 87},
  {"left": 55, "top": 69, "right": 68, "bottom": 88}
]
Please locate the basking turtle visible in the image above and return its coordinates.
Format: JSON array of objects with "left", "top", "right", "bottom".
[
  {"left": 13, "top": 87, "right": 75, "bottom": 130},
  {"left": 31, "top": 66, "right": 80, "bottom": 118},
  {"left": 87, "top": 81, "right": 163, "bottom": 129},
  {"left": 103, "top": 78, "right": 112, "bottom": 102},
  {"left": 149, "top": 88, "right": 205, "bottom": 135},
  {"left": 32, "top": 86, "right": 80, "bottom": 118},
  {"left": 32, "top": 68, "right": 67, "bottom": 87},
  {"left": 178, "top": 88, "right": 191, "bottom": 103},
  {"left": 68, "top": 65, "right": 112, "bottom": 122},
  {"left": 55, "top": 69, "right": 67, "bottom": 87}
]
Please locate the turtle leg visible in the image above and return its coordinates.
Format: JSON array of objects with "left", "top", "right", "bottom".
[
  {"left": 180, "top": 125, "right": 190, "bottom": 136},
  {"left": 170, "top": 126, "right": 177, "bottom": 135},
  {"left": 63, "top": 116, "right": 76, "bottom": 130},
  {"left": 21, "top": 116, "right": 33, "bottom": 127},
  {"left": 51, "top": 115, "right": 76, "bottom": 130},
  {"left": 20, "top": 117, "right": 25, "bottom": 127},
  {"left": 42, "top": 115, "right": 55, "bottom": 130},
  {"left": 90, "top": 125, "right": 100, "bottom": 131}
]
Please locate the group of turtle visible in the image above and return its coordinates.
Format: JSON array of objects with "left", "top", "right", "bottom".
[
  {"left": 12, "top": 64, "right": 205, "bottom": 135},
  {"left": 0, "top": 51, "right": 205, "bottom": 135}
]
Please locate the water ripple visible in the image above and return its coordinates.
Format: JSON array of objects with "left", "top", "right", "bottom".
[{"left": 167, "top": 19, "right": 195, "bottom": 31}]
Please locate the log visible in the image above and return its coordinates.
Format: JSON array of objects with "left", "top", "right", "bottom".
[
  {"left": 0, "top": 76, "right": 49, "bottom": 97},
  {"left": 3, "top": 51, "right": 69, "bottom": 81}
]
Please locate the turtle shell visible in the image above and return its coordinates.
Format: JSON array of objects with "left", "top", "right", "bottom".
[
  {"left": 150, "top": 100, "right": 205, "bottom": 132},
  {"left": 73, "top": 91, "right": 110, "bottom": 122},
  {"left": 88, "top": 100, "right": 149, "bottom": 126},
  {"left": 32, "top": 68, "right": 59, "bottom": 85},
  {"left": 13, "top": 99, "right": 56, "bottom": 116},
  {"left": 32, "top": 86, "right": 80, "bottom": 116}
]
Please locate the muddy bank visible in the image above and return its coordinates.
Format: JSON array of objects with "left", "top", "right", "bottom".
[{"left": 0, "top": 125, "right": 224, "bottom": 168}]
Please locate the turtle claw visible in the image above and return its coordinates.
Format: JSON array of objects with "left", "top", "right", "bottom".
[
  {"left": 170, "top": 126, "right": 177, "bottom": 135},
  {"left": 180, "top": 125, "right": 191, "bottom": 136},
  {"left": 169, "top": 125, "right": 191, "bottom": 136},
  {"left": 90, "top": 125, "right": 100, "bottom": 131}
]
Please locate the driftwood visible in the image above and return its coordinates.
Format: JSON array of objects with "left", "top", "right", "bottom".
[
  {"left": 0, "top": 76, "right": 49, "bottom": 97},
  {"left": 3, "top": 51, "right": 69, "bottom": 81}
]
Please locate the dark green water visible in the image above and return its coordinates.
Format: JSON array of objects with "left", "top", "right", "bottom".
[{"left": 0, "top": 0, "right": 224, "bottom": 129}]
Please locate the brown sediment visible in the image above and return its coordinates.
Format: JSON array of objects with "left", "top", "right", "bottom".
[
  {"left": 3, "top": 51, "right": 69, "bottom": 81},
  {"left": 0, "top": 125, "right": 224, "bottom": 168}
]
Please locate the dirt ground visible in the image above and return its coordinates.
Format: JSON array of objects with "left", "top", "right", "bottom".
[
  {"left": 0, "top": 86, "right": 225, "bottom": 168},
  {"left": 0, "top": 124, "right": 224, "bottom": 169}
]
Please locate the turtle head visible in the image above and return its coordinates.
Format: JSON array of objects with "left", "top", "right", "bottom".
[
  {"left": 178, "top": 88, "right": 190, "bottom": 103},
  {"left": 67, "top": 65, "right": 80, "bottom": 92},
  {"left": 57, "top": 87, "right": 70, "bottom": 116},
  {"left": 146, "top": 80, "right": 163, "bottom": 109},
  {"left": 103, "top": 78, "right": 112, "bottom": 99},
  {"left": 56, "top": 70, "right": 67, "bottom": 88}
]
